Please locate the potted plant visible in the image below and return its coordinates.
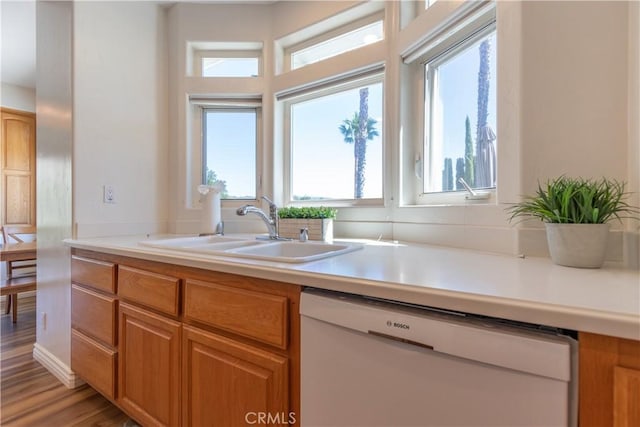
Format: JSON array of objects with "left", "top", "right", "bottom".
[
  {"left": 508, "top": 176, "right": 639, "bottom": 268},
  {"left": 278, "top": 206, "right": 337, "bottom": 242}
]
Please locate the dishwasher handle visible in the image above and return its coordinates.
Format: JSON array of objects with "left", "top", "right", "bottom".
[{"left": 368, "top": 330, "right": 435, "bottom": 351}]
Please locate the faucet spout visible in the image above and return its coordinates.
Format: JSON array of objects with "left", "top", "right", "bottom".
[{"left": 236, "top": 204, "right": 278, "bottom": 238}]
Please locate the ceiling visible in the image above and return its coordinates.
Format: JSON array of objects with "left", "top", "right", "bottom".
[{"left": 1, "top": 0, "right": 36, "bottom": 89}]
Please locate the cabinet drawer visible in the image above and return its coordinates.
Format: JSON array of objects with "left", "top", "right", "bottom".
[
  {"left": 71, "top": 329, "right": 117, "bottom": 400},
  {"left": 71, "top": 256, "right": 116, "bottom": 293},
  {"left": 118, "top": 266, "right": 180, "bottom": 316},
  {"left": 72, "top": 284, "right": 118, "bottom": 346},
  {"left": 184, "top": 279, "right": 288, "bottom": 350}
]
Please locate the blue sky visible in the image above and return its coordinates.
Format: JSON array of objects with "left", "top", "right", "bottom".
[
  {"left": 438, "top": 32, "right": 497, "bottom": 164},
  {"left": 205, "top": 110, "right": 257, "bottom": 199},
  {"left": 290, "top": 83, "right": 383, "bottom": 200}
]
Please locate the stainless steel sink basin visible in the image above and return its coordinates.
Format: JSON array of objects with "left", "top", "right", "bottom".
[
  {"left": 139, "top": 236, "right": 362, "bottom": 263},
  {"left": 223, "top": 241, "right": 361, "bottom": 263}
]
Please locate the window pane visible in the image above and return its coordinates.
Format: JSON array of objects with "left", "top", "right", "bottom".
[
  {"left": 204, "top": 109, "right": 256, "bottom": 199},
  {"left": 291, "top": 21, "right": 383, "bottom": 70},
  {"left": 202, "top": 58, "right": 259, "bottom": 77},
  {"left": 290, "top": 82, "right": 383, "bottom": 200},
  {"left": 424, "top": 30, "right": 497, "bottom": 193},
  {"left": 425, "top": 0, "right": 438, "bottom": 9}
]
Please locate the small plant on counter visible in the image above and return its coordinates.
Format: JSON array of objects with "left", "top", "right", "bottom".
[
  {"left": 507, "top": 176, "right": 639, "bottom": 268},
  {"left": 507, "top": 176, "right": 638, "bottom": 224},
  {"left": 278, "top": 206, "right": 338, "bottom": 220},
  {"left": 278, "top": 206, "right": 337, "bottom": 241}
]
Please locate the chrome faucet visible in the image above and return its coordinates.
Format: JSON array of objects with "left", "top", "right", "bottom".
[{"left": 236, "top": 196, "right": 283, "bottom": 240}]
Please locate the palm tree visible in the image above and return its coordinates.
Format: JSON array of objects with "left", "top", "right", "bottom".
[
  {"left": 475, "top": 39, "right": 493, "bottom": 188},
  {"left": 464, "top": 115, "right": 474, "bottom": 187},
  {"left": 338, "top": 88, "right": 379, "bottom": 198}
]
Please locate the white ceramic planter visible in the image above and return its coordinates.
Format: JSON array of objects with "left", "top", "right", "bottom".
[{"left": 545, "top": 223, "right": 610, "bottom": 268}]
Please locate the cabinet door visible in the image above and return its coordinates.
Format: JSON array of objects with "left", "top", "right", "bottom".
[
  {"left": 1, "top": 109, "right": 36, "bottom": 226},
  {"left": 118, "top": 303, "right": 181, "bottom": 427},
  {"left": 579, "top": 332, "right": 640, "bottom": 427},
  {"left": 614, "top": 366, "right": 640, "bottom": 426},
  {"left": 183, "top": 325, "right": 289, "bottom": 427},
  {"left": 71, "top": 329, "right": 116, "bottom": 400}
]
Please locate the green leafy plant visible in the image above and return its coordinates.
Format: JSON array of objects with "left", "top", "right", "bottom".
[
  {"left": 508, "top": 176, "right": 639, "bottom": 224},
  {"left": 278, "top": 206, "right": 337, "bottom": 220}
]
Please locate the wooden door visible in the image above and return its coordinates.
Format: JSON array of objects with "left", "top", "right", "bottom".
[
  {"left": 0, "top": 108, "right": 36, "bottom": 227},
  {"left": 118, "top": 303, "right": 181, "bottom": 427},
  {"left": 182, "top": 325, "right": 289, "bottom": 427}
]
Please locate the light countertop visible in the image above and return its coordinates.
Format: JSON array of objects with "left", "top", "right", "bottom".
[{"left": 64, "top": 234, "right": 640, "bottom": 340}]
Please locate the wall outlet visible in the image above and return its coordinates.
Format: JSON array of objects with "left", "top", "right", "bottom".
[{"left": 103, "top": 185, "right": 116, "bottom": 204}]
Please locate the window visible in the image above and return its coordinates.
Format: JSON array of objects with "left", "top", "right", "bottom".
[
  {"left": 202, "top": 57, "right": 259, "bottom": 77},
  {"left": 202, "top": 109, "right": 257, "bottom": 199},
  {"left": 423, "top": 25, "right": 497, "bottom": 194},
  {"left": 290, "top": 19, "right": 383, "bottom": 71},
  {"left": 425, "top": 0, "right": 438, "bottom": 9},
  {"left": 188, "top": 43, "right": 262, "bottom": 77},
  {"left": 286, "top": 77, "right": 383, "bottom": 201}
]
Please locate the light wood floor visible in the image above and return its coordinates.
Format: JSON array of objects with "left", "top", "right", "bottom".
[{"left": 1, "top": 296, "right": 130, "bottom": 426}]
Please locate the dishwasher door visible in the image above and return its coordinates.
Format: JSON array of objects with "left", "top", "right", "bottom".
[{"left": 301, "top": 290, "right": 577, "bottom": 427}]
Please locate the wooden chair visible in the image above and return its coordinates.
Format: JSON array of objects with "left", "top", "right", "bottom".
[{"left": 1, "top": 225, "right": 37, "bottom": 323}]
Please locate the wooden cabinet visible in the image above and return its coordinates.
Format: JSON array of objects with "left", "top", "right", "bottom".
[
  {"left": 71, "top": 329, "right": 117, "bottom": 400},
  {"left": 184, "top": 279, "right": 289, "bottom": 349},
  {"left": 579, "top": 332, "right": 640, "bottom": 427},
  {"left": 118, "top": 303, "right": 181, "bottom": 427},
  {"left": 71, "top": 284, "right": 117, "bottom": 346},
  {"left": 71, "top": 255, "right": 117, "bottom": 293},
  {"left": 70, "top": 254, "right": 118, "bottom": 401},
  {"left": 118, "top": 265, "right": 180, "bottom": 316},
  {"left": 69, "top": 249, "right": 301, "bottom": 427},
  {"left": 182, "top": 325, "right": 289, "bottom": 427},
  {"left": 1, "top": 108, "right": 36, "bottom": 227}
]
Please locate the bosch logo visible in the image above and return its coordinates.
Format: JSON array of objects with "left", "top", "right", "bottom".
[{"left": 386, "top": 320, "right": 410, "bottom": 330}]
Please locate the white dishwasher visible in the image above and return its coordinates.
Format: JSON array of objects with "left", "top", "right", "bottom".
[{"left": 301, "top": 290, "right": 577, "bottom": 427}]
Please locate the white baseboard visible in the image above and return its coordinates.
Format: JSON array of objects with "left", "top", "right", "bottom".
[{"left": 32, "top": 343, "right": 85, "bottom": 389}]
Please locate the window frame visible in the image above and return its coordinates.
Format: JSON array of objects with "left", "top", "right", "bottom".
[
  {"left": 284, "top": 12, "right": 384, "bottom": 73},
  {"left": 402, "top": 3, "right": 497, "bottom": 206},
  {"left": 194, "top": 49, "right": 262, "bottom": 78},
  {"left": 422, "top": 22, "right": 497, "bottom": 197},
  {"left": 189, "top": 100, "right": 262, "bottom": 207},
  {"left": 282, "top": 73, "right": 385, "bottom": 207}
]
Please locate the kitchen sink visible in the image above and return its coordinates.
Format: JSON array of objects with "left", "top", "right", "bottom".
[
  {"left": 139, "top": 236, "right": 361, "bottom": 263},
  {"left": 223, "top": 241, "right": 362, "bottom": 263},
  {"left": 139, "top": 235, "right": 250, "bottom": 250}
]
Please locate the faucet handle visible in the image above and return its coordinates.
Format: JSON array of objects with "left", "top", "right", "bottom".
[{"left": 261, "top": 196, "right": 278, "bottom": 217}]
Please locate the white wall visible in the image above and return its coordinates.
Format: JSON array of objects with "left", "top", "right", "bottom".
[
  {"left": 520, "top": 1, "right": 628, "bottom": 190},
  {"left": 1, "top": 83, "right": 35, "bottom": 112},
  {"left": 629, "top": 0, "right": 640, "bottom": 267},
  {"left": 73, "top": 1, "right": 168, "bottom": 238},
  {"left": 34, "top": 1, "right": 169, "bottom": 385},
  {"left": 34, "top": 0, "right": 74, "bottom": 381},
  {"left": 515, "top": 1, "right": 635, "bottom": 259}
]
